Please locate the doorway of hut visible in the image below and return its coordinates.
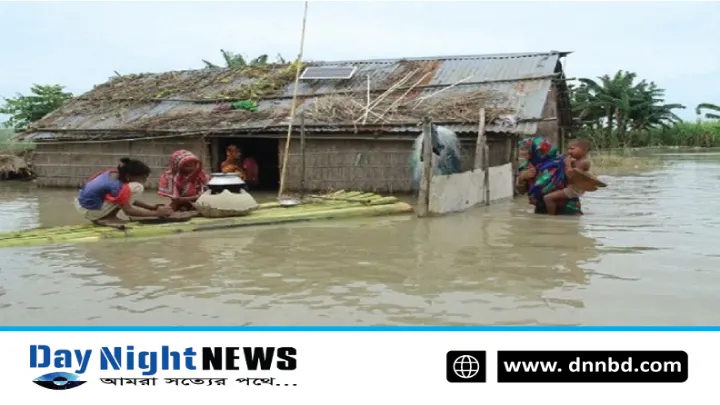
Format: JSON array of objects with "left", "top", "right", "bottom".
[{"left": 213, "top": 137, "right": 280, "bottom": 191}]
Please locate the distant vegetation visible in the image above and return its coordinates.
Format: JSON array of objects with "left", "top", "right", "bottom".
[
  {"left": 0, "top": 84, "right": 67, "bottom": 153},
  {"left": 0, "top": 128, "right": 34, "bottom": 154},
  {"left": 570, "top": 70, "right": 719, "bottom": 148},
  {"left": 0, "top": 84, "right": 73, "bottom": 130}
]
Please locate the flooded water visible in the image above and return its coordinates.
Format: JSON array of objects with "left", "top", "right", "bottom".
[{"left": 0, "top": 150, "right": 718, "bottom": 326}]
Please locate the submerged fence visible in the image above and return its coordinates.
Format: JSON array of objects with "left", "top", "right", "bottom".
[{"left": 416, "top": 110, "right": 515, "bottom": 216}]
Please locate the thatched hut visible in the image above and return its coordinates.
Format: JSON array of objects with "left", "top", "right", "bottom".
[{"left": 19, "top": 51, "right": 573, "bottom": 193}]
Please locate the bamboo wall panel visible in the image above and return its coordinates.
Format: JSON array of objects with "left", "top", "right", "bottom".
[
  {"left": 278, "top": 135, "right": 513, "bottom": 193},
  {"left": 32, "top": 137, "right": 209, "bottom": 189},
  {"left": 32, "top": 133, "right": 514, "bottom": 193}
]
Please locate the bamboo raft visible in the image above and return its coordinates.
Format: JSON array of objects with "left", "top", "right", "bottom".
[{"left": 0, "top": 191, "right": 413, "bottom": 249}]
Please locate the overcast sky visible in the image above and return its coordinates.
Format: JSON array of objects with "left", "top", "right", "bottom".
[{"left": 1, "top": 1, "right": 718, "bottom": 121}]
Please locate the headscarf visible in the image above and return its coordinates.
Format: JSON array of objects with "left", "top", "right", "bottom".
[
  {"left": 157, "top": 150, "right": 209, "bottom": 199},
  {"left": 519, "top": 137, "right": 560, "bottom": 170}
]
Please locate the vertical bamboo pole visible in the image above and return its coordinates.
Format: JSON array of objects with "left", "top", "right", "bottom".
[
  {"left": 277, "top": 1, "right": 309, "bottom": 199},
  {"left": 484, "top": 138, "right": 490, "bottom": 205},
  {"left": 416, "top": 117, "right": 433, "bottom": 217},
  {"left": 299, "top": 113, "right": 306, "bottom": 197},
  {"left": 510, "top": 135, "right": 519, "bottom": 197},
  {"left": 474, "top": 108, "right": 490, "bottom": 204},
  {"left": 474, "top": 108, "right": 486, "bottom": 169}
]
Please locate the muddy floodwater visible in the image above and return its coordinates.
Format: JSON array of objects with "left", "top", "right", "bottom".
[{"left": 0, "top": 150, "right": 718, "bottom": 326}]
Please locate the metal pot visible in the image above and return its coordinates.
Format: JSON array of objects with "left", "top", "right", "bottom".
[{"left": 207, "top": 173, "right": 248, "bottom": 195}]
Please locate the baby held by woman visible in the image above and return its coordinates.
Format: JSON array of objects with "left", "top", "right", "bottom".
[{"left": 543, "top": 139, "right": 592, "bottom": 215}]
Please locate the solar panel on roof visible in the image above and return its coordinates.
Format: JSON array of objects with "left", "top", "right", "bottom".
[{"left": 300, "top": 66, "right": 357, "bottom": 80}]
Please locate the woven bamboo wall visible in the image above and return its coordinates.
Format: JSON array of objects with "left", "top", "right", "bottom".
[
  {"left": 32, "top": 137, "right": 209, "bottom": 189},
  {"left": 278, "top": 136, "right": 512, "bottom": 193}
]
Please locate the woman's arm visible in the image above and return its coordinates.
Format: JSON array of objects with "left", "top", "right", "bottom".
[
  {"left": 133, "top": 200, "right": 157, "bottom": 210},
  {"left": 564, "top": 155, "right": 574, "bottom": 174},
  {"left": 515, "top": 179, "right": 529, "bottom": 194},
  {"left": 517, "top": 166, "right": 536, "bottom": 181},
  {"left": 171, "top": 195, "right": 199, "bottom": 203},
  {"left": 120, "top": 203, "right": 171, "bottom": 218}
]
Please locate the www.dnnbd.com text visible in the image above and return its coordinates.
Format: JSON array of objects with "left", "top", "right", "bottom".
[{"left": 502, "top": 357, "right": 683, "bottom": 373}]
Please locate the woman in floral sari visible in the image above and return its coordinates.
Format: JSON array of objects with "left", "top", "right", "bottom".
[
  {"left": 157, "top": 150, "right": 209, "bottom": 211},
  {"left": 516, "top": 137, "right": 582, "bottom": 216}
]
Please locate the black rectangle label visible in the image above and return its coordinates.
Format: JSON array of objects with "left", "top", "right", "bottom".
[
  {"left": 497, "top": 350, "right": 687, "bottom": 383},
  {"left": 446, "top": 351, "right": 487, "bottom": 383}
]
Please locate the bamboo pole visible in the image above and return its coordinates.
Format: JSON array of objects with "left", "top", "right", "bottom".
[
  {"left": 474, "top": 108, "right": 486, "bottom": 169},
  {"left": 277, "top": 1, "right": 309, "bottom": 199},
  {"left": 299, "top": 113, "right": 306, "bottom": 198},
  {"left": 416, "top": 117, "right": 433, "bottom": 218},
  {"left": 0, "top": 191, "right": 413, "bottom": 248},
  {"left": 474, "top": 108, "right": 490, "bottom": 205},
  {"left": 510, "top": 135, "right": 520, "bottom": 197}
]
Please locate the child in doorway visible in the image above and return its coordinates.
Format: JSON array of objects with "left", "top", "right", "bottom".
[
  {"left": 220, "top": 145, "right": 259, "bottom": 187},
  {"left": 542, "top": 138, "right": 592, "bottom": 215},
  {"left": 75, "top": 158, "right": 173, "bottom": 225}
]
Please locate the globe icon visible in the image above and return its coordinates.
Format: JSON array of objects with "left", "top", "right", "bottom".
[{"left": 453, "top": 355, "right": 480, "bottom": 379}]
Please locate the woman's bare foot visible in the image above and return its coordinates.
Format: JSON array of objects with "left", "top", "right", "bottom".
[{"left": 93, "top": 214, "right": 128, "bottom": 229}]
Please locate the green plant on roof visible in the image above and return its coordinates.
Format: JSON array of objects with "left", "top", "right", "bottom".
[
  {"left": 231, "top": 100, "right": 258, "bottom": 112},
  {"left": 0, "top": 84, "right": 73, "bottom": 130},
  {"left": 205, "top": 53, "right": 302, "bottom": 102}
]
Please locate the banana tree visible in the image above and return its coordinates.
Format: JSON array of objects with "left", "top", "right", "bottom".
[
  {"left": 572, "top": 70, "right": 685, "bottom": 147},
  {"left": 202, "top": 50, "right": 286, "bottom": 69},
  {"left": 695, "top": 103, "right": 720, "bottom": 121}
]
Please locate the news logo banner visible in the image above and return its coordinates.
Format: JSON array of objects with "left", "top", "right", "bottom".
[
  {"left": 29, "top": 344, "right": 298, "bottom": 390},
  {"left": 497, "top": 350, "right": 688, "bottom": 383}
]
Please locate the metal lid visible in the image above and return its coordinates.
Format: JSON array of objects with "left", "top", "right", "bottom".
[{"left": 208, "top": 173, "right": 246, "bottom": 186}]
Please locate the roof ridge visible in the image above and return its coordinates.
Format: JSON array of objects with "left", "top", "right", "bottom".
[
  {"left": 104, "top": 51, "right": 571, "bottom": 77},
  {"left": 314, "top": 51, "right": 571, "bottom": 65}
]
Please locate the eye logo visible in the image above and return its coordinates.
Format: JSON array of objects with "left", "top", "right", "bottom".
[{"left": 33, "top": 372, "right": 86, "bottom": 390}]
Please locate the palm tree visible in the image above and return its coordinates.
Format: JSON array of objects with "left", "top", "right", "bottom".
[
  {"left": 202, "top": 50, "right": 286, "bottom": 69},
  {"left": 695, "top": 103, "right": 720, "bottom": 121}
]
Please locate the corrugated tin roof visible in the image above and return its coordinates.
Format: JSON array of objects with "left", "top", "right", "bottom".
[{"left": 23, "top": 51, "right": 569, "bottom": 141}]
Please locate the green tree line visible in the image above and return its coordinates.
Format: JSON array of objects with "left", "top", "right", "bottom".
[
  {"left": 1, "top": 50, "right": 719, "bottom": 149},
  {"left": 570, "top": 70, "right": 719, "bottom": 148}
]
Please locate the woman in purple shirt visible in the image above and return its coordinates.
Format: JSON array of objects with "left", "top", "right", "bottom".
[{"left": 75, "top": 158, "right": 173, "bottom": 225}]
